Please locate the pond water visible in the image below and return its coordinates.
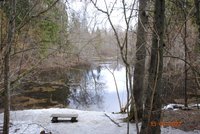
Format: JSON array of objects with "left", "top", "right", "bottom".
[
  {"left": 68, "top": 63, "right": 127, "bottom": 112},
  {"left": 5, "top": 62, "right": 127, "bottom": 113}
]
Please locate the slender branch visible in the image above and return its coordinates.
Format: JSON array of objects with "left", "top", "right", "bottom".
[
  {"left": 104, "top": 113, "right": 122, "bottom": 127},
  {"left": 17, "top": 0, "right": 59, "bottom": 31},
  {"left": 90, "top": 0, "right": 129, "bottom": 65},
  {"left": 163, "top": 54, "right": 200, "bottom": 76},
  {"left": 22, "top": 123, "right": 52, "bottom": 134},
  {"left": 32, "top": 0, "right": 59, "bottom": 18},
  {"left": 8, "top": 50, "right": 58, "bottom": 92},
  {"left": 106, "top": 66, "right": 122, "bottom": 111},
  {"left": 16, "top": 0, "right": 40, "bottom": 31}
]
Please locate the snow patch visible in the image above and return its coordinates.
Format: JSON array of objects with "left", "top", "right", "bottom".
[
  {"left": 0, "top": 108, "right": 199, "bottom": 134},
  {"left": 163, "top": 103, "right": 200, "bottom": 110},
  {"left": 163, "top": 104, "right": 184, "bottom": 110}
]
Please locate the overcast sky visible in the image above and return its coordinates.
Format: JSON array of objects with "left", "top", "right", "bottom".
[{"left": 67, "top": 0, "right": 138, "bottom": 30}]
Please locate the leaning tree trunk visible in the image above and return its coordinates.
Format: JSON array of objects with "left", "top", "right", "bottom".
[
  {"left": 140, "top": 0, "right": 165, "bottom": 134},
  {"left": 3, "top": 0, "right": 16, "bottom": 134},
  {"left": 130, "top": 0, "right": 149, "bottom": 121}
]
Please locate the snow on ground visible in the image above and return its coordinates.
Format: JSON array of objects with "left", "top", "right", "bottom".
[
  {"left": 0, "top": 108, "right": 199, "bottom": 134},
  {"left": 163, "top": 103, "right": 200, "bottom": 110},
  {"left": 163, "top": 104, "right": 185, "bottom": 110}
]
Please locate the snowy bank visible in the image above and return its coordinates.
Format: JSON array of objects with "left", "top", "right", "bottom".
[
  {"left": 163, "top": 103, "right": 200, "bottom": 110},
  {"left": 0, "top": 108, "right": 199, "bottom": 134}
]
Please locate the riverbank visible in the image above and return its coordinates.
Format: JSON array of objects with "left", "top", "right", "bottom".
[{"left": 0, "top": 108, "right": 199, "bottom": 134}]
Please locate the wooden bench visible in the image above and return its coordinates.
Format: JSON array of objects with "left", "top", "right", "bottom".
[{"left": 51, "top": 114, "right": 78, "bottom": 123}]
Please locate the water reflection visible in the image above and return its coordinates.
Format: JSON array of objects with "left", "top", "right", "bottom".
[
  {"left": 68, "top": 65, "right": 105, "bottom": 111},
  {"left": 68, "top": 63, "right": 127, "bottom": 112},
  {"left": 100, "top": 65, "right": 127, "bottom": 112},
  {"left": 2, "top": 63, "right": 127, "bottom": 112}
]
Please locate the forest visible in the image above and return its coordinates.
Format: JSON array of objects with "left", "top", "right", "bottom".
[{"left": 0, "top": 0, "right": 200, "bottom": 134}]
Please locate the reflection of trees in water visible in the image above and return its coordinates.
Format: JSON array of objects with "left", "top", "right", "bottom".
[
  {"left": 69, "top": 66, "right": 105, "bottom": 110},
  {"left": 102, "top": 61, "right": 124, "bottom": 72}
]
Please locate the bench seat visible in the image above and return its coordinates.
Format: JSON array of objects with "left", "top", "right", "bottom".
[{"left": 51, "top": 114, "right": 78, "bottom": 123}]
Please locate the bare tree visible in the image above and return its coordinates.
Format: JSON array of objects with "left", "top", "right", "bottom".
[
  {"left": 183, "top": 0, "right": 188, "bottom": 108},
  {"left": 1, "top": 0, "right": 64, "bottom": 133},
  {"left": 90, "top": 0, "right": 140, "bottom": 133},
  {"left": 3, "top": 0, "right": 16, "bottom": 134},
  {"left": 194, "top": 0, "right": 200, "bottom": 49},
  {"left": 140, "top": 0, "right": 165, "bottom": 133},
  {"left": 130, "top": 0, "right": 149, "bottom": 121},
  {"left": 194, "top": 0, "right": 200, "bottom": 109}
]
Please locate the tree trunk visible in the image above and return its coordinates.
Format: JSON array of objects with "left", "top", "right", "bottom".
[
  {"left": 3, "top": 48, "right": 11, "bottom": 134},
  {"left": 130, "top": 0, "right": 148, "bottom": 121},
  {"left": 194, "top": 0, "right": 200, "bottom": 49},
  {"left": 194, "top": 0, "right": 200, "bottom": 110},
  {"left": 140, "top": 0, "right": 165, "bottom": 133},
  {"left": 183, "top": 3, "right": 188, "bottom": 108},
  {"left": 3, "top": 0, "right": 16, "bottom": 134}
]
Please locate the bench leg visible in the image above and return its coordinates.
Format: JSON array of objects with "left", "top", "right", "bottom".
[
  {"left": 51, "top": 117, "right": 58, "bottom": 123},
  {"left": 71, "top": 117, "right": 77, "bottom": 122}
]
